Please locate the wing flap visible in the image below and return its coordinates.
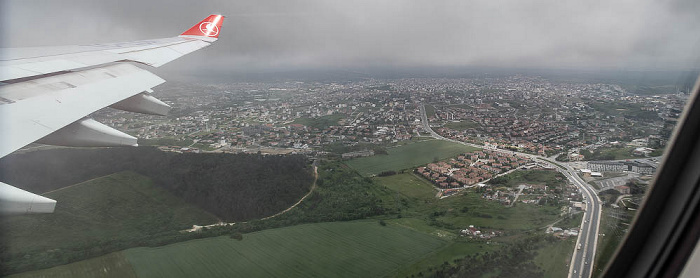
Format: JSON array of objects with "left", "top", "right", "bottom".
[
  {"left": 0, "top": 182, "right": 56, "bottom": 214},
  {"left": 0, "top": 66, "right": 43, "bottom": 81},
  {"left": 0, "top": 14, "right": 224, "bottom": 214},
  {"left": 0, "top": 63, "right": 165, "bottom": 158}
]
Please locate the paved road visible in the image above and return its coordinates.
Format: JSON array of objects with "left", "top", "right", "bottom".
[
  {"left": 418, "top": 104, "right": 600, "bottom": 278},
  {"left": 563, "top": 164, "right": 602, "bottom": 278}
]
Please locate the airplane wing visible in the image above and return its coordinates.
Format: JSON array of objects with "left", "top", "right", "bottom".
[{"left": 0, "top": 14, "right": 225, "bottom": 214}]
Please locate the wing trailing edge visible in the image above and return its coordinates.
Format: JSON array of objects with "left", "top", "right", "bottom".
[
  {"left": 0, "top": 182, "right": 56, "bottom": 214},
  {"left": 0, "top": 15, "right": 224, "bottom": 214}
]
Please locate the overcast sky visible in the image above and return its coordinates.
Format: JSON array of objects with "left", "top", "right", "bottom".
[{"left": 2, "top": 0, "right": 699, "bottom": 75}]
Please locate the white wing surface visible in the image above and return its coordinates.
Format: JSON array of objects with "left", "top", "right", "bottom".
[{"left": 0, "top": 14, "right": 225, "bottom": 214}]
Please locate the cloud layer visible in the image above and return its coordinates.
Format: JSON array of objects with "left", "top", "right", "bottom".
[{"left": 2, "top": 0, "right": 699, "bottom": 73}]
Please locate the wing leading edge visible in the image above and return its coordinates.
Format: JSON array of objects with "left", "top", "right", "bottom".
[{"left": 0, "top": 14, "right": 225, "bottom": 214}]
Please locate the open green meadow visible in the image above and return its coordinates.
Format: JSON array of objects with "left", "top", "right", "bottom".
[
  {"left": 373, "top": 172, "right": 573, "bottom": 277},
  {"left": 375, "top": 173, "right": 561, "bottom": 232},
  {"left": 534, "top": 237, "right": 577, "bottom": 278},
  {"left": 8, "top": 252, "right": 137, "bottom": 278},
  {"left": 435, "top": 195, "right": 561, "bottom": 231},
  {"left": 387, "top": 241, "right": 499, "bottom": 278},
  {"left": 581, "top": 146, "right": 642, "bottom": 161},
  {"left": 345, "top": 139, "right": 479, "bottom": 176},
  {"left": 292, "top": 114, "right": 346, "bottom": 130},
  {"left": 1, "top": 171, "right": 218, "bottom": 274},
  {"left": 377, "top": 172, "right": 438, "bottom": 199},
  {"left": 592, "top": 207, "right": 637, "bottom": 277},
  {"left": 489, "top": 169, "right": 567, "bottom": 188},
  {"left": 120, "top": 221, "right": 446, "bottom": 278},
  {"left": 6, "top": 157, "right": 577, "bottom": 278},
  {"left": 9, "top": 221, "right": 448, "bottom": 278},
  {"left": 580, "top": 146, "right": 664, "bottom": 162},
  {"left": 425, "top": 105, "right": 437, "bottom": 118},
  {"left": 444, "top": 120, "right": 480, "bottom": 130},
  {"left": 425, "top": 104, "right": 435, "bottom": 118}
]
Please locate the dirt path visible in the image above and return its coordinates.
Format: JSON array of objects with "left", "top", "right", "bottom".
[
  {"left": 509, "top": 184, "right": 527, "bottom": 207},
  {"left": 41, "top": 175, "right": 112, "bottom": 195},
  {"left": 185, "top": 165, "right": 319, "bottom": 232},
  {"left": 261, "top": 165, "right": 318, "bottom": 220}
]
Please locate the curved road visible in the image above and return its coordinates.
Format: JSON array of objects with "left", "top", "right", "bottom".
[
  {"left": 419, "top": 104, "right": 601, "bottom": 278},
  {"left": 185, "top": 164, "right": 319, "bottom": 232}
]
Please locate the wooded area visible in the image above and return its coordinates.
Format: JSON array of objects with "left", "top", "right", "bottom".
[{"left": 0, "top": 147, "right": 314, "bottom": 221}]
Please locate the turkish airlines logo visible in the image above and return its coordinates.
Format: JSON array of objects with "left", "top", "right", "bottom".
[{"left": 199, "top": 22, "right": 219, "bottom": 37}]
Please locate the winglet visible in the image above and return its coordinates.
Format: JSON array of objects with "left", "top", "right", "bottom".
[{"left": 180, "top": 14, "right": 224, "bottom": 39}]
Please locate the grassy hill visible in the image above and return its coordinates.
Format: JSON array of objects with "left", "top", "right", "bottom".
[
  {"left": 1, "top": 158, "right": 390, "bottom": 276},
  {"left": 1, "top": 171, "right": 218, "bottom": 275},
  {"left": 0, "top": 147, "right": 314, "bottom": 221},
  {"left": 345, "top": 140, "right": 479, "bottom": 176},
  {"left": 5, "top": 162, "right": 577, "bottom": 278},
  {"left": 11, "top": 221, "right": 447, "bottom": 278},
  {"left": 7, "top": 252, "right": 137, "bottom": 278}
]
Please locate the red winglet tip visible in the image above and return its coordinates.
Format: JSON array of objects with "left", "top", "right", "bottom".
[{"left": 180, "top": 14, "right": 224, "bottom": 38}]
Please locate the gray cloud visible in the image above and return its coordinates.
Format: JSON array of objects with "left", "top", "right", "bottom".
[{"left": 2, "top": 0, "right": 699, "bottom": 74}]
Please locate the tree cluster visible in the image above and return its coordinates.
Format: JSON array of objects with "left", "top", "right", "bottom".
[
  {"left": 432, "top": 235, "right": 549, "bottom": 278},
  {"left": 0, "top": 147, "right": 314, "bottom": 221}
]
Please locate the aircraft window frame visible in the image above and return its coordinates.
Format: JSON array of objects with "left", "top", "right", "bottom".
[{"left": 603, "top": 76, "right": 700, "bottom": 278}]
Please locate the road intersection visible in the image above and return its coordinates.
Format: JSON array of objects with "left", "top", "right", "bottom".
[{"left": 419, "top": 104, "right": 602, "bottom": 278}]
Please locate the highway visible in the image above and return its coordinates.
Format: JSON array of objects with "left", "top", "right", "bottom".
[
  {"left": 419, "top": 104, "right": 601, "bottom": 278},
  {"left": 563, "top": 163, "right": 602, "bottom": 278}
]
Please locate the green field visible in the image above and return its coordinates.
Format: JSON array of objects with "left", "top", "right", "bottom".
[
  {"left": 376, "top": 173, "right": 438, "bottom": 200},
  {"left": 375, "top": 173, "right": 562, "bottom": 231},
  {"left": 373, "top": 172, "right": 574, "bottom": 277},
  {"left": 488, "top": 169, "right": 567, "bottom": 188},
  {"left": 534, "top": 237, "right": 577, "bottom": 278},
  {"left": 589, "top": 102, "right": 659, "bottom": 121},
  {"left": 9, "top": 252, "right": 137, "bottom": 278},
  {"left": 444, "top": 120, "right": 480, "bottom": 130},
  {"left": 388, "top": 241, "right": 498, "bottom": 278},
  {"left": 345, "top": 139, "right": 479, "bottom": 176},
  {"left": 582, "top": 146, "right": 644, "bottom": 161},
  {"left": 121, "top": 221, "right": 446, "bottom": 278},
  {"left": 592, "top": 207, "right": 637, "bottom": 277},
  {"left": 8, "top": 164, "right": 577, "bottom": 278},
  {"left": 1, "top": 171, "right": 218, "bottom": 274},
  {"left": 434, "top": 194, "right": 562, "bottom": 231},
  {"left": 14, "top": 221, "right": 446, "bottom": 278},
  {"left": 292, "top": 114, "right": 346, "bottom": 130},
  {"left": 425, "top": 105, "right": 436, "bottom": 118}
]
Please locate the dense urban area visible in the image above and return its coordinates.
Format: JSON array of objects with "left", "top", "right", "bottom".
[{"left": 95, "top": 75, "right": 683, "bottom": 156}]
